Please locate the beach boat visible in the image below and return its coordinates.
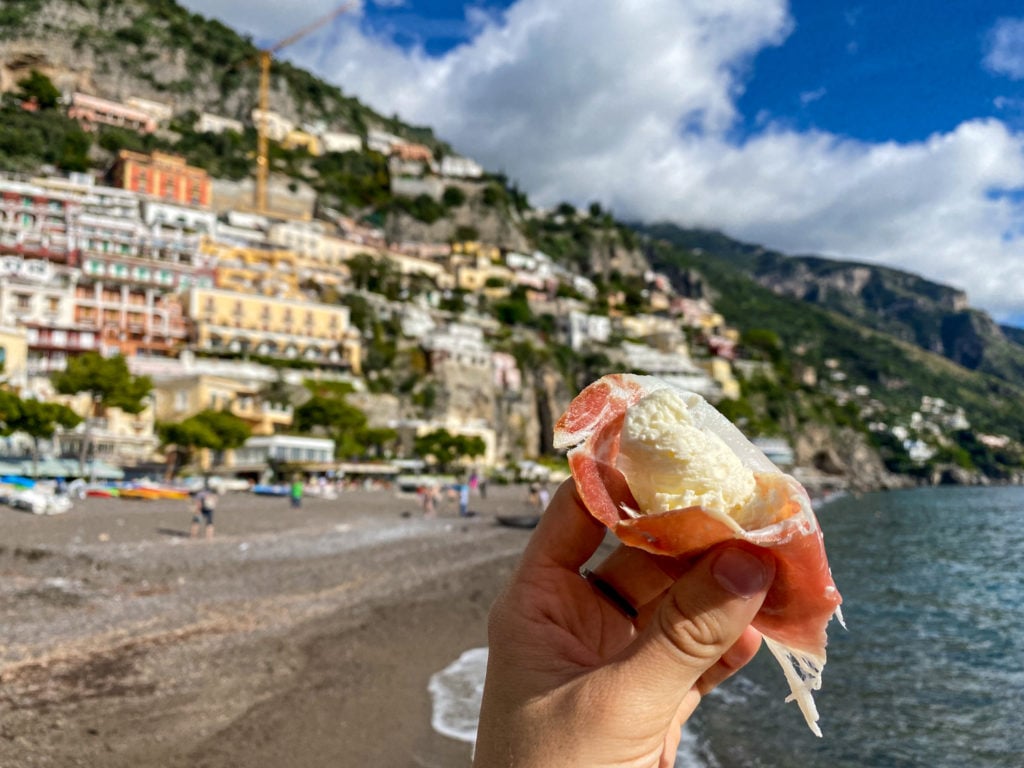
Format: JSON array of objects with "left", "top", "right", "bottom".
[
  {"left": 496, "top": 514, "right": 541, "bottom": 529},
  {"left": 85, "top": 485, "right": 120, "bottom": 498},
  {"left": 8, "top": 488, "right": 73, "bottom": 515},
  {"left": 252, "top": 483, "right": 289, "bottom": 496},
  {"left": 119, "top": 486, "right": 163, "bottom": 500}
]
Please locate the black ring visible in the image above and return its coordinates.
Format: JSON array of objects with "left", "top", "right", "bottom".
[{"left": 581, "top": 568, "right": 639, "bottom": 619}]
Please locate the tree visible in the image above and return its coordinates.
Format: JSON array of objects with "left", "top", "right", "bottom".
[
  {"left": 17, "top": 70, "right": 60, "bottom": 110},
  {"left": 0, "top": 392, "right": 81, "bottom": 475},
  {"left": 157, "top": 409, "right": 251, "bottom": 476},
  {"left": 294, "top": 394, "right": 396, "bottom": 460},
  {"left": 53, "top": 353, "right": 152, "bottom": 474},
  {"left": 414, "top": 429, "right": 486, "bottom": 473},
  {"left": 52, "top": 353, "right": 152, "bottom": 413},
  {"left": 12, "top": 399, "right": 82, "bottom": 476}
]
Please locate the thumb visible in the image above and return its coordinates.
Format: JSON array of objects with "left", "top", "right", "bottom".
[{"left": 615, "top": 544, "right": 774, "bottom": 711}]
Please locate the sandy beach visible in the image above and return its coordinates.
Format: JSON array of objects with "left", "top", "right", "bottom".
[{"left": 0, "top": 484, "right": 549, "bottom": 767}]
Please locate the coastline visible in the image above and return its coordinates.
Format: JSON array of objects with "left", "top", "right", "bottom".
[{"left": 0, "top": 486, "right": 537, "bottom": 767}]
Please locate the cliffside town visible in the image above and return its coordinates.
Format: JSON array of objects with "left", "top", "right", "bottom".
[{"left": 2, "top": 2, "right": 1024, "bottom": 490}]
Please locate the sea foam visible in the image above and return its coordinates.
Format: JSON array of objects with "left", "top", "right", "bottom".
[{"left": 428, "top": 646, "right": 488, "bottom": 744}]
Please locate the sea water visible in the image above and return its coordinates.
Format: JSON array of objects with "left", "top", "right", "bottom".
[{"left": 429, "top": 486, "right": 1024, "bottom": 766}]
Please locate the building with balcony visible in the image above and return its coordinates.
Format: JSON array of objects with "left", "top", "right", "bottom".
[
  {"left": 72, "top": 283, "right": 188, "bottom": 358},
  {"left": 620, "top": 341, "right": 718, "bottom": 399},
  {"left": 109, "top": 151, "right": 212, "bottom": 208},
  {"left": 53, "top": 390, "right": 158, "bottom": 467},
  {"left": 233, "top": 435, "right": 335, "bottom": 469},
  {"left": 152, "top": 374, "right": 294, "bottom": 436},
  {"left": 67, "top": 92, "right": 157, "bottom": 134},
  {"left": 266, "top": 220, "right": 377, "bottom": 268},
  {"left": 440, "top": 155, "right": 484, "bottom": 178},
  {"left": 203, "top": 241, "right": 302, "bottom": 298},
  {"left": 0, "top": 178, "right": 80, "bottom": 263},
  {"left": 422, "top": 322, "right": 492, "bottom": 368},
  {"left": 186, "top": 287, "right": 361, "bottom": 373},
  {"left": 124, "top": 96, "right": 174, "bottom": 125}
]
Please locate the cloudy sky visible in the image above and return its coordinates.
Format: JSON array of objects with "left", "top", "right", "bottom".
[{"left": 180, "top": 0, "right": 1024, "bottom": 326}]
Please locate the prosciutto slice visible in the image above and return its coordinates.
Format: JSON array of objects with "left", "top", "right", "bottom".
[{"left": 554, "top": 373, "right": 844, "bottom": 735}]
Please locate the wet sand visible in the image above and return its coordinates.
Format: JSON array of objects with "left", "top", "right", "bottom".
[{"left": 0, "top": 486, "right": 543, "bottom": 767}]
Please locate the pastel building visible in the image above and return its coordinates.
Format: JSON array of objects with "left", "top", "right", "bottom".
[
  {"left": 320, "top": 131, "right": 363, "bottom": 154},
  {"left": 197, "top": 112, "right": 244, "bottom": 135},
  {"left": 440, "top": 155, "right": 484, "bottom": 178},
  {"left": 0, "top": 178, "right": 80, "bottom": 263},
  {"left": 186, "top": 287, "right": 361, "bottom": 373},
  {"left": 67, "top": 92, "right": 157, "bottom": 134},
  {"left": 109, "top": 151, "right": 212, "bottom": 208},
  {"left": 153, "top": 374, "right": 294, "bottom": 436}
]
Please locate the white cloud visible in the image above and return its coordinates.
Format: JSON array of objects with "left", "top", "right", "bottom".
[
  {"left": 180, "top": 0, "right": 1024, "bottom": 324},
  {"left": 984, "top": 17, "right": 1024, "bottom": 80}
]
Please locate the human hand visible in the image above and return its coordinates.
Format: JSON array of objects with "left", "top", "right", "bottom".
[{"left": 473, "top": 479, "right": 775, "bottom": 767}]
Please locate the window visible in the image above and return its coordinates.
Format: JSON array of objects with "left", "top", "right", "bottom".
[
  {"left": 174, "top": 391, "right": 188, "bottom": 412},
  {"left": 15, "top": 293, "right": 31, "bottom": 309}
]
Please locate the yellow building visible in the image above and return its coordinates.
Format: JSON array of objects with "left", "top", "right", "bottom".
[
  {"left": 281, "top": 129, "right": 323, "bottom": 156},
  {"left": 0, "top": 326, "right": 29, "bottom": 388},
  {"left": 450, "top": 241, "right": 502, "bottom": 263},
  {"left": 455, "top": 261, "right": 515, "bottom": 299},
  {"left": 152, "top": 374, "right": 294, "bottom": 436},
  {"left": 201, "top": 240, "right": 302, "bottom": 298},
  {"left": 186, "top": 287, "right": 361, "bottom": 373},
  {"left": 705, "top": 357, "right": 741, "bottom": 401}
]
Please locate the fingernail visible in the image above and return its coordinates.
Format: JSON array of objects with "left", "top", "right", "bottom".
[{"left": 712, "top": 548, "right": 770, "bottom": 598}]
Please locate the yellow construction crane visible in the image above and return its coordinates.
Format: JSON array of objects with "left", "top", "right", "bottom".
[{"left": 254, "top": 1, "right": 355, "bottom": 214}]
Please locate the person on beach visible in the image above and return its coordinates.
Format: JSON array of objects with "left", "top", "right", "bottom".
[
  {"left": 458, "top": 482, "right": 471, "bottom": 517},
  {"left": 190, "top": 485, "right": 218, "bottom": 540},
  {"left": 290, "top": 476, "right": 304, "bottom": 509},
  {"left": 536, "top": 483, "right": 550, "bottom": 511},
  {"left": 473, "top": 479, "right": 775, "bottom": 767}
]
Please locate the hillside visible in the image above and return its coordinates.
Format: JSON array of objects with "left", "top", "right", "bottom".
[
  {"left": 640, "top": 223, "right": 1024, "bottom": 479},
  {"left": 641, "top": 224, "right": 1024, "bottom": 387},
  {"left": 0, "top": 0, "right": 440, "bottom": 147}
]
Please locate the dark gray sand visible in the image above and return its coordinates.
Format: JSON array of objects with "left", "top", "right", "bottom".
[{"left": 0, "top": 485, "right": 543, "bottom": 767}]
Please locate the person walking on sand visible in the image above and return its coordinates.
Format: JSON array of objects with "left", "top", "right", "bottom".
[
  {"left": 190, "top": 484, "right": 218, "bottom": 540},
  {"left": 537, "top": 483, "right": 551, "bottom": 511},
  {"left": 290, "top": 476, "right": 304, "bottom": 509}
]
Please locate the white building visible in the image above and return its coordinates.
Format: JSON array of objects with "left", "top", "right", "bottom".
[
  {"left": 235, "top": 435, "right": 336, "bottom": 466},
  {"left": 565, "top": 311, "right": 612, "bottom": 351},
  {"left": 321, "top": 131, "right": 363, "bottom": 154},
  {"left": 142, "top": 200, "right": 217, "bottom": 233},
  {"left": 250, "top": 109, "right": 295, "bottom": 142},
  {"left": 422, "top": 322, "right": 491, "bottom": 367},
  {"left": 197, "top": 112, "right": 244, "bottom": 135},
  {"left": 267, "top": 220, "right": 375, "bottom": 267},
  {"left": 367, "top": 129, "right": 402, "bottom": 155},
  {"left": 400, "top": 305, "right": 437, "bottom": 339},
  {"left": 125, "top": 97, "right": 174, "bottom": 125},
  {"left": 0, "top": 262, "right": 77, "bottom": 331},
  {"left": 620, "top": 342, "right": 718, "bottom": 398},
  {"left": 440, "top": 155, "right": 484, "bottom": 178}
]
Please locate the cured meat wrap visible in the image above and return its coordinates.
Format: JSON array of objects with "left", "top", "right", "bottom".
[{"left": 554, "top": 373, "right": 844, "bottom": 735}]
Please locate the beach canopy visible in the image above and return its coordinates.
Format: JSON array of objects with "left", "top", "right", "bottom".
[{"left": 2, "top": 458, "right": 125, "bottom": 480}]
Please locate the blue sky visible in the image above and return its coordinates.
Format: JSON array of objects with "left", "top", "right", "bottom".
[{"left": 181, "top": 1, "right": 1024, "bottom": 326}]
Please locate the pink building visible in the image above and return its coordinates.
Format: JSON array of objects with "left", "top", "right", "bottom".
[{"left": 67, "top": 93, "right": 157, "bottom": 134}]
